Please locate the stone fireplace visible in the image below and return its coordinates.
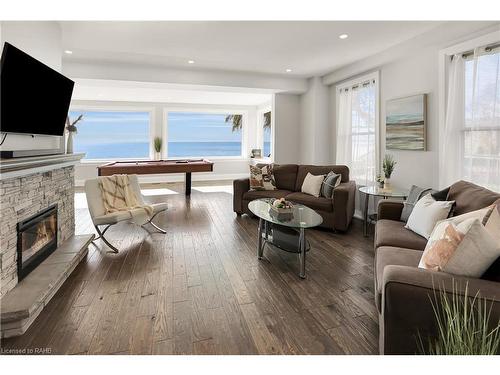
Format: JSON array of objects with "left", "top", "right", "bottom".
[
  {"left": 1, "top": 153, "right": 94, "bottom": 338},
  {"left": 0, "top": 165, "right": 75, "bottom": 297}
]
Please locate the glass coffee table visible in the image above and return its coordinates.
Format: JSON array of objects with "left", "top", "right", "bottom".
[
  {"left": 359, "top": 186, "right": 408, "bottom": 237},
  {"left": 248, "top": 198, "right": 323, "bottom": 279}
]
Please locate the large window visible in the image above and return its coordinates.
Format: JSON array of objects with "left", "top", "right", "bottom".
[
  {"left": 336, "top": 75, "right": 378, "bottom": 186},
  {"left": 69, "top": 110, "right": 150, "bottom": 159},
  {"left": 262, "top": 111, "right": 272, "bottom": 157},
  {"left": 463, "top": 50, "right": 500, "bottom": 190},
  {"left": 167, "top": 111, "right": 243, "bottom": 157},
  {"left": 442, "top": 43, "right": 500, "bottom": 191}
]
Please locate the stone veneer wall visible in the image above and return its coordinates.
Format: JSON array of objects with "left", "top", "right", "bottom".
[{"left": 0, "top": 166, "right": 75, "bottom": 297}]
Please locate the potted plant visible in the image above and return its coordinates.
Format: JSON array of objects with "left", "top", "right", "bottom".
[
  {"left": 153, "top": 137, "right": 162, "bottom": 160},
  {"left": 382, "top": 154, "right": 397, "bottom": 190},
  {"left": 418, "top": 283, "right": 500, "bottom": 355},
  {"left": 65, "top": 114, "right": 83, "bottom": 154},
  {"left": 376, "top": 174, "right": 385, "bottom": 189}
]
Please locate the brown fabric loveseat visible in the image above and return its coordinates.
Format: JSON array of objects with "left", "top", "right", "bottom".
[
  {"left": 374, "top": 180, "right": 500, "bottom": 354},
  {"left": 233, "top": 164, "right": 356, "bottom": 231}
]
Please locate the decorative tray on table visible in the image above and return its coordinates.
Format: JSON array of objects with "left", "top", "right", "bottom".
[{"left": 268, "top": 198, "right": 294, "bottom": 221}]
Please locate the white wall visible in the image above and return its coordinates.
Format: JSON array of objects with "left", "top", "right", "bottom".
[
  {"left": 327, "top": 48, "right": 439, "bottom": 189},
  {"left": 0, "top": 22, "right": 64, "bottom": 152},
  {"left": 299, "top": 77, "right": 330, "bottom": 164},
  {"left": 325, "top": 23, "right": 500, "bottom": 191},
  {"left": 273, "top": 93, "right": 301, "bottom": 164}
]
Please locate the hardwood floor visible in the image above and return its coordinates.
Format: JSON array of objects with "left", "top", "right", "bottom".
[{"left": 2, "top": 184, "right": 378, "bottom": 354}]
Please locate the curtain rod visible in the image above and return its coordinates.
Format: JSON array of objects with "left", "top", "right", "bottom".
[
  {"left": 458, "top": 42, "right": 500, "bottom": 59},
  {"left": 340, "top": 79, "right": 375, "bottom": 92}
]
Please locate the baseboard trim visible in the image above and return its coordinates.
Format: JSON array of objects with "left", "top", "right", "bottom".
[{"left": 75, "top": 172, "right": 249, "bottom": 187}]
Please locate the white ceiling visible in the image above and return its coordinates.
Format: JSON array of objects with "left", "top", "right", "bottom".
[
  {"left": 71, "top": 79, "right": 273, "bottom": 106},
  {"left": 61, "top": 21, "right": 444, "bottom": 77}
]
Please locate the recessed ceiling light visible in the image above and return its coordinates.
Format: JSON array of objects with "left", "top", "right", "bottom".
[
  {"left": 339, "top": 34, "right": 348, "bottom": 40},
  {"left": 286, "top": 69, "right": 292, "bottom": 73},
  {"left": 64, "top": 50, "right": 73, "bottom": 54},
  {"left": 188, "top": 60, "right": 195, "bottom": 64}
]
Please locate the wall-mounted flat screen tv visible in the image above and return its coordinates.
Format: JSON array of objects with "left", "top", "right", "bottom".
[{"left": 0, "top": 42, "right": 75, "bottom": 136}]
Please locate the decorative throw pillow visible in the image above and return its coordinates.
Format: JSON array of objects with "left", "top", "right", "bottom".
[
  {"left": 431, "top": 186, "right": 450, "bottom": 201},
  {"left": 301, "top": 172, "right": 325, "bottom": 197},
  {"left": 405, "top": 194, "right": 455, "bottom": 239},
  {"left": 485, "top": 203, "right": 500, "bottom": 243},
  {"left": 400, "top": 185, "right": 433, "bottom": 222},
  {"left": 419, "top": 218, "right": 500, "bottom": 277},
  {"left": 452, "top": 204, "right": 496, "bottom": 226},
  {"left": 320, "top": 171, "right": 341, "bottom": 198},
  {"left": 249, "top": 164, "right": 276, "bottom": 191}
]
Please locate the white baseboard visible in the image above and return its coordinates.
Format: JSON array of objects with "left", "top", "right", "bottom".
[{"left": 75, "top": 172, "right": 249, "bottom": 187}]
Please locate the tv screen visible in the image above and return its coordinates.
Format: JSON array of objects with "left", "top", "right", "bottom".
[{"left": 0, "top": 42, "right": 74, "bottom": 136}]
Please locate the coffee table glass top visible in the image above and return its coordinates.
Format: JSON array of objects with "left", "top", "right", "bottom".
[
  {"left": 248, "top": 198, "right": 323, "bottom": 228},
  {"left": 359, "top": 186, "right": 408, "bottom": 198}
]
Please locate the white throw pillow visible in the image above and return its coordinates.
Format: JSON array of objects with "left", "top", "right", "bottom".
[
  {"left": 405, "top": 194, "right": 455, "bottom": 239},
  {"left": 419, "top": 218, "right": 500, "bottom": 278},
  {"left": 301, "top": 172, "right": 324, "bottom": 197}
]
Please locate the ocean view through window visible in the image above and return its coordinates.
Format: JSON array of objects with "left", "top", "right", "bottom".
[
  {"left": 263, "top": 111, "right": 271, "bottom": 157},
  {"left": 69, "top": 110, "right": 150, "bottom": 159},
  {"left": 167, "top": 112, "right": 243, "bottom": 157}
]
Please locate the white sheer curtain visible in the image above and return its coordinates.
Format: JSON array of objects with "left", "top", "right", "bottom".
[
  {"left": 440, "top": 54, "right": 465, "bottom": 187},
  {"left": 441, "top": 47, "right": 500, "bottom": 191},
  {"left": 336, "top": 88, "right": 352, "bottom": 170},
  {"left": 336, "top": 80, "right": 377, "bottom": 186}
]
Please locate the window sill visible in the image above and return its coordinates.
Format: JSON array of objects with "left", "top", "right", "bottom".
[{"left": 79, "top": 156, "right": 250, "bottom": 165}]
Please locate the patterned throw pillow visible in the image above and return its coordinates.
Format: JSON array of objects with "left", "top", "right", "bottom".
[
  {"left": 249, "top": 164, "right": 276, "bottom": 191},
  {"left": 320, "top": 171, "right": 341, "bottom": 198},
  {"left": 418, "top": 217, "right": 500, "bottom": 277}
]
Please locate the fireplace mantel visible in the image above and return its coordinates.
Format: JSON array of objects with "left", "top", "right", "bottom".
[{"left": 0, "top": 153, "right": 85, "bottom": 180}]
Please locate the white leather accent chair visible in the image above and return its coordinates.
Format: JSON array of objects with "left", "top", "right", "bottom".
[{"left": 84, "top": 175, "right": 168, "bottom": 253}]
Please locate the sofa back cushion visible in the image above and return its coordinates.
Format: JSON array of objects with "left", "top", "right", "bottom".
[
  {"left": 447, "top": 180, "right": 500, "bottom": 216},
  {"left": 269, "top": 164, "right": 298, "bottom": 191},
  {"left": 295, "top": 165, "right": 349, "bottom": 191}
]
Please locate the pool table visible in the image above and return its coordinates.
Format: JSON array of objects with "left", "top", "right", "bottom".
[{"left": 97, "top": 159, "right": 214, "bottom": 196}]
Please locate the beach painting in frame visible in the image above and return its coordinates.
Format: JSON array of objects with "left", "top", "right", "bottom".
[{"left": 386, "top": 94, "right": 426, "bottom": 151}]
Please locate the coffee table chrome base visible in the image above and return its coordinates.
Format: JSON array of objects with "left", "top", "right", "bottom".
[{"left": 257, "top": 218, "right": 307, "bottom": 279}]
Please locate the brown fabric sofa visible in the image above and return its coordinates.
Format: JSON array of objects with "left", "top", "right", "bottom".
[
  {"left": 374, "top": 180, "right": 500, "bottom": 354},
  {"left": 233, "top": 164, "right": 356, "bottom": 231}
]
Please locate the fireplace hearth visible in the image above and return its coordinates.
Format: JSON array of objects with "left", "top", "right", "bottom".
[{"left": 17, "top": 205, "right": 58, "bottom": 280}]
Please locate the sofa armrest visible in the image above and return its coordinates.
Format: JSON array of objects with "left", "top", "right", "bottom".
[
  {"left": 233, "top": 178, "right": 250, "bottom": 213},
  {"left": 381, "top": 265, "right": 500, "bottom": 354},
  {"left": 377, "top": 200, "right": 404, "bottom": 221},
  {"left": 332, "top": 181, "right": 356, "bottom": 231}
]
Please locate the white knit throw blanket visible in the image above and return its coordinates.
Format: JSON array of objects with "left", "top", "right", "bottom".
[{"left": 98, "top": 175, "right": 153, "bottom": 225}]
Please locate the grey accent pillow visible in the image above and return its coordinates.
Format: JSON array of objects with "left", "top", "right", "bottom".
[
  {"left": 321, "top": 171, "right": 341, "bottom": 199},
  {"left": 400, "top": 185, "right": 434, "bottom": 222}
]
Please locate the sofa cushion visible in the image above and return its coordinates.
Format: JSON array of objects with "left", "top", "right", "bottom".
[
  {"left": 243, "top": 189, "right": 292, "bottom": 201},
  {"left": 447, "top": 180, "right": 500, "bottom": 216},
  {"left": 295, "top": 165, "right": 349, "bottom": 191},
  {"left": 375, "top": 219, "right": 427, "bottom": 251},
  {"left": 301, "top": 172, "right": 325, "bottom": 197},
  {"left": 286, "top": 192, "right": 334, "bottom": 212},
  {"left": 272, "top": 164, "right": 298, "bottom": 191},
  {"left": 375, "top": 246, "right": 423, "bottom": 311}
]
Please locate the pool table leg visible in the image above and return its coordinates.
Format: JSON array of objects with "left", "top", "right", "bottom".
[{"left": 185, "top": 172, "right": 192, "bottom": 195}]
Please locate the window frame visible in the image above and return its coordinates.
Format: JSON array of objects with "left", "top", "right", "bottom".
[
  {"left": 163, "top": 106, "right": 249, "bottom": 160},
  {"left": 335, "top": 70, "right": 380, "bottom": 184},
  {"left": 257, "top": 104, "right": 273, "bottom": 160},
  {"left": 69, "top": 104, "right": 155, "bottom": 163},
  {"left": 438, "top": 30, "right": 500, "bottom": 188}
]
